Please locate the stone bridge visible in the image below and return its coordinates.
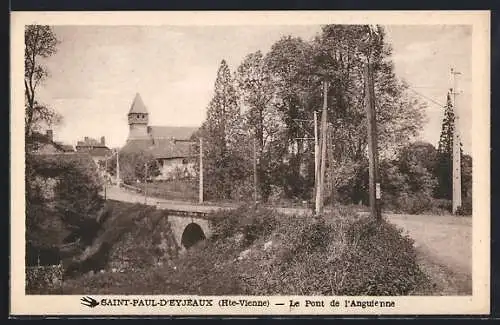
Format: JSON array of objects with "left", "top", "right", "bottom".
[{"left": 161, "top": 209, "right": 214, "bottom": 251}]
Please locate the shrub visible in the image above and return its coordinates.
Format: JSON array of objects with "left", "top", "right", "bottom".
[
  {"left": 211, "top": 207, "right": 428, "bottom": 296},
  {"left": 135, "top": 180, "right": 198, "bottom": 201},
  {"left": 455, "top": 196, "right": 472, "bottom": 216},
  {"left": 26, "top": 264, "right": 64, "bottom": 294},
  {"left": 433, "top": 199, "right": 452, "bottom": 212},
  {"left": 26, "top": 153, "right": 104, "bottom": 266},
  {"left": 61, "top": 204, "right": 430, "bottom": 296},
  {"left": 107, "top": 207, "right": 179, "bottom": 271},
  {"left": 116, "top": 150, "right": 160, "bottom": 185},
  {"left": 397, "top": 192, "right": 434, "bottom": 214},
  {"left": 338, "top": 217, "right": 428, "bottom": 295},
  {"left": 209, "top": 205, "right": 279, "bottom": 246},
  {"left": 63, "top": 200, "right": 180, "bottom": 276},
  {"left": 383, "top": 192, "right": 452, "bottom": 215}
]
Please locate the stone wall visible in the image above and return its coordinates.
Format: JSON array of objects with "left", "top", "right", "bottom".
[
  {"left": 26, "top": 264, "right": 64, "bottom": 294},
  {"left": 107, "top": 215, "right": 180, "bottom": 272}
]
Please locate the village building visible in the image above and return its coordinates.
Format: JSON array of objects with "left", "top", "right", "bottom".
[
  {"left": 74, "top": 136, "right": 113, "bottom": 182},
  {"left": 27, "top": 130, "right": 75, "bottom": 154},
  {"left": 75, "top": 136, "right": 112, "bottom": 166},
  {"left": 120, "top": 93, "right": 198, "bottom": 181}
]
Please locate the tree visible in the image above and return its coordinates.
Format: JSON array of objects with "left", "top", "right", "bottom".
[
  {"left": 235, "top": 51, "right": 285, "bottom": 201},
  {"left": 300, "top": 25, "right": 425, "bottom": 201},
  {"left": 376, "top": 141, "right": 438, "bottom": 214},
  {"left": 265, "top": 36, "right": 318, "bottom": 199},
  {"left": 435, "top": 91, "right": 456, "bottom": 200},
  {"left": 107, "top": 150, "right": 160, "bottom": 185},
  {"left": 25, "top": 25, "right": 61, "bottom": 137},
  {"left": 199, "top": 25, "right": 428, "bottom": 205},
  {"left": 200, "top": 60, "right": 248, "bottom": 200},
  {"left": 434, "top": 89, "right": 472, "bottom": 212},
  {"left": 460, "top": 153, "right": 473, "bottom": 214},
  {"left": 461, "top": 153, "right": 472, "bottom": 199},
  {"left": 397, "top": 141, "right": 438, "bottom": 196},
  {"left": 26, "top": 153, "right": 104, "bottom": 254}
]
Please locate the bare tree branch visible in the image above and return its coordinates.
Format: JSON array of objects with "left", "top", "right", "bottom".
[{"left": 24, "top": 25, "right": 59, "bottom": 137}]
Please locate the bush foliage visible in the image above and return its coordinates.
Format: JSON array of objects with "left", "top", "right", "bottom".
[
  {"left": 106, "top": 150, "right": 160, "bottom": 185},
  {"left": 26, "top": 153, "right": 104, "bottom": 257},
  {"left": 62, "top": 205, "right": 429, "bottom": 296},
  {"left": 26, "top": 264, "right": 64, "bottom": 294}
]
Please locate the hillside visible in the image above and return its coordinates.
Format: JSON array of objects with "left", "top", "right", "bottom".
[{"left": 61, "top": 204, "right": 434, "bottom": 296}]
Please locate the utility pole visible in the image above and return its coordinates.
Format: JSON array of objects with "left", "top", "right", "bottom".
[
  {"left": 451, "top": 68, "right": 462, "bottom": 213},
  {"left": 253, "top": 137, "right": 258, "bottom": 205},
  {"left": 364, "top": 62, "right": 382, "bottom": 220},
  {"left": 317, "top": 80, "right": 328, "bottom": 214},
  {"left": 199, "top": 138, "right": 204, "bottom": 204},
  {"left": 314, "top": 110, "right": 320, "bottom": 213},
  {"left": 104, "top": 154, "right": 108, "bottom": 200},
  {"left": 116, "top": 149, "right": 120, "bottom": 187},
  {"left": 291, "top": 116, "right": 318, "bottom": 212},
  {"left": 144, "top": 162, "right": 148, "bottom": 205}
]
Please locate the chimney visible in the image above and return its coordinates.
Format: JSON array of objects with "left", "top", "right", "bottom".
[
  {"left": 46, "top": 130, "right": 53, "bottom": 142},
  {"left": 84, "top": 137, "right": 89, "bottom": 143},
  {"left": 100, "top": 136, "right": 105, "bottom": 146}
]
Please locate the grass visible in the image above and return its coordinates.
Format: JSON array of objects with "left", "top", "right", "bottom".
[
  {"left": 60, "top": 204, "right": 436, "bottom": 296},
  {"left": 61, "top": 200, "right": 167, "bottom": 277},
  {"left": 133, "top": 180, "right": 198, "bottom": 202}
]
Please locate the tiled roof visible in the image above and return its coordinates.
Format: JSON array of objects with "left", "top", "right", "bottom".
[
  {"left": 88, "top": 147, "right": 112, "bottom": 158},
  {"left": 76, "top": 146, "right": 111, "bottom": 158},
  {"left": 54, "top": 143, "right": 75, "bottom": 152},
  {"left": 121, "top": 138, "right": 154, "bottom": 154},
  {"left": 27, "top": 132, "right": 74, "bottom": 153},
  {"left": 121, "top": 138, "right": 195, "bottom": 159},
  {"left": 147, "top": 126, "right": 198, "bottom": 140},
  {"left": 128, "top": 93, "right": 148, "bottom": 114},
  {"left": 150, "top": 139, "right": 194, "bottom": 159}
]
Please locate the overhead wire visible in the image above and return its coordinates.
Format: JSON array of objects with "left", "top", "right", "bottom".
[{"left": 406, "top": 87, "right": 447, "bottom": 109}]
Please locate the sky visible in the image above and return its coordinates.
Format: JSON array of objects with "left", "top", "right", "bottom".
[{"left": 37, "top": 24, "right": 472, "bottom": 153}]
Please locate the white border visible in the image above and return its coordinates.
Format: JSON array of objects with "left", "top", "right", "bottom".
[{"left": 10, "top": 10, "right": 491, "bottom": 316}]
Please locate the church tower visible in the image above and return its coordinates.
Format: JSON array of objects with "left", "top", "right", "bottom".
[{"left": 127, "top": 93, "right": 149, "bottom": 140}]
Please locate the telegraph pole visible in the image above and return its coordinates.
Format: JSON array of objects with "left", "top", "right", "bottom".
[
  {"left": 104, "top": 154, "right": 108, "bottom": 200},
  {"left": 116, "top": 149, "right": 120, "bottom": 187},
  {"left": 291, "top": 115, "right": 318, "bottom": 212},
  {"left": 253, "top": 137, "right": 258, "bottom": 205},
  {"left": 451, "top": 68, "right": 462, "bottom": 213},
  {"left": 199, "top": 138, "right": 204, "bottom": 204},
  {"left": 314, "top": 110, "right": 320, "bottom": 213},
  {"left": 317, "top": 80, "right": 328, "bottom": 214},
  {"left": 364, "top": 62, "right": 382, "bottom": 220},
  {"left": 144, "top": 162, "right": 148, "bottom": 205}
]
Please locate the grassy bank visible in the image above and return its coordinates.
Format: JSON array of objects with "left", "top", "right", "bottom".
[
  {"left": 57, "top": 200, "right": 178, "bottom": 279},
  {"left": 62, "top": 204, "right": 434, "bottom": 296},
  {"left": 133, "top": 180, "right": 198, "bottom": 202}
]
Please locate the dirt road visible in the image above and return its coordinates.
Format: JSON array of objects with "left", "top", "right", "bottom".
[{"left": 385, "top": 213, "right": 471, "bottom": 276}]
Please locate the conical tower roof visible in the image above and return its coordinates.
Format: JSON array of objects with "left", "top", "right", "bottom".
[{"left": 128, "top": 93, "right": 148, "bottom": 114}]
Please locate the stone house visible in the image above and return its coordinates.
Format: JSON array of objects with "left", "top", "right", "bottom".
[
  {"left": 75, "top": 136, "right": 112, "bottom": 165},
  {"left": 27, "top": 130, "right": 75, "bottom": 154},
  {"left": 120, "top": 93, "right": 198, "bottom": 181}
]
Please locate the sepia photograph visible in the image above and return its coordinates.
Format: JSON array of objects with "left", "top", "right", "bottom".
[{"left": 11, "top": 11, "right": 490, "bottom": 316}]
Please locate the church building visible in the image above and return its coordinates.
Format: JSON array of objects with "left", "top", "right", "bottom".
[{"left": 121, "top": 93, "right": 199, "bottom": 181}]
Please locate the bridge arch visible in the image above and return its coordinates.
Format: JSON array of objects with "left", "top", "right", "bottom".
[
  {"left": 166, "top": 213, "right": 212, "bottom": 251},
  {"left": 181, "top": 222, "right": 206, "bottom": 249}
]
